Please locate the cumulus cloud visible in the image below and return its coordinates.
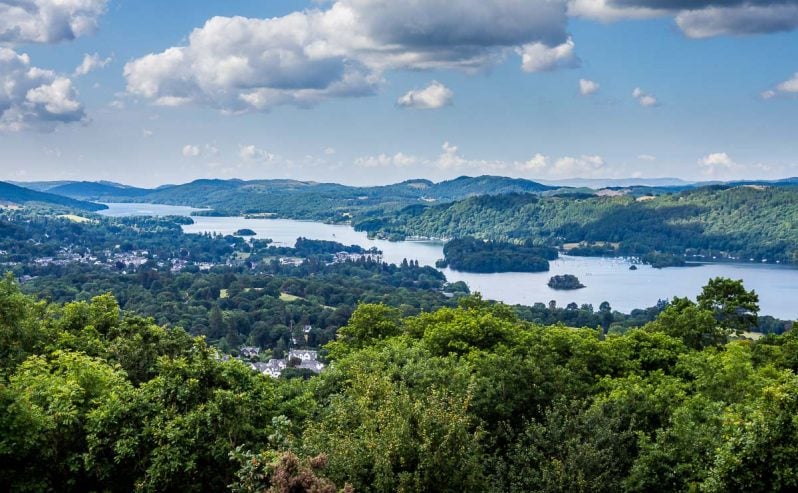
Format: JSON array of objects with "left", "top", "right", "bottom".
[
  {"left": 347, "top": 0, "right": 569, "bottom": 70},
  {"left": 124, "top": 14, "right": 380, "bottom": 112},
  {"left": 516, "top": 153, "right": 550, "bottom": 172},
  {"left": 74, "top": 52, "right": 112, "bottom": 76},
  {"left": 397, "top": 81, "right": 453, "bottom": 109},
  {"left": 433, "top": 143, "right": 608, "bottom": 177},
  {"left": 570, "top": 0, "right": 798, "bottom": 38},
  {"left": 0, "top": 48, "right": 86, "bottom": 132},
  {"left": 638, "top": 154, "right": 657, "bottom": 161},
  {"left": 760, "top": 72, "right": 798, "bottom": 100},
  {"left": 355, "top": 152, "right": 418, "bottom": 168},
  {"left": 182, "top": 145, "right": 200, "bottom": 158},
  {"left": 552, "top": 154, "right": 607, "bottom": 176},
  {"left": 632, "top": 87, "right": 659, "bottom": 107},
  {"left": 125, "top": 0, "right": 572, "bottom": 112},
  {"left": 676, "top": 4, "right": 798, "bottom": 38},
  {"left": 568, "top": 0, "right": 664, "bottom": 21},
  {"left": 0, "top": 0, "right": 108, "bottom": 44},
  {"left": 579, "top": 78, "right": 600, "bottom": 95},
  {"left": 518, "top": 38, "right": 579, "bottom": 72},
  {"left": 776, "top": 73, "right": 798, "bottom": 93},
  {"left": 239, "top": 145, "right": 276, "bottom": 163},
  {"left": 698, "top": 151, "right": 741, "bottom": 177},
  {"left": 354, "top": 142, "right": 611, "bottom": 178}
]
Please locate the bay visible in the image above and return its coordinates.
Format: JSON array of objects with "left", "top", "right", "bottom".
[{"left": 99, "top": 203, "right": 798, "bottom": 319}]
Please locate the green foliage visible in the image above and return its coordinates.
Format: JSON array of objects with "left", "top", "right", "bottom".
[
  {"left": 547, "top": 274, "right": 585, "bottom": 290},
  {"left": 437, "top": 237, "right": 556, "bottom": 273},
  {"left": 0, "top": 181, "right": 106, "bottom": 211},
  {"left": 697, "top": 277, "right": 760, "bottom": 334},
  {"left": 355, "top": 186, "right": 798, "bottom": 264},
  {"left": 1, "top": 273, "right": 796, "bottom": 491},
  {"left": 646, "top": 277, "right": 760, "bottom": 349},
  {"left": 92, "top": 176, "right": 554, "bottom": 221}
]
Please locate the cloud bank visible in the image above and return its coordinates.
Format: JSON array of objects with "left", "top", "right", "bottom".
[
  {"left": 0, "top": 48, "right": 86, "bottom": 131},
  {"left": 124, "top": 0, "right": 572, "bottom": 112}
]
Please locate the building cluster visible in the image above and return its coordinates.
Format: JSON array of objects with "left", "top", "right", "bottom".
[
  {"left": 332, "top": 251, "right": 383, "bottom": 263},
  {"left": 241, "top": 346, "right": 326, "bottom": 379}
]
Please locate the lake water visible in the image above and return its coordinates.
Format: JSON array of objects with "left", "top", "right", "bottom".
[
  {"left": 98, "top": 202, "right": 207, "bottom": 217},
  {"left": 99, "top": 203, "right": 798, "bottom": 319}
]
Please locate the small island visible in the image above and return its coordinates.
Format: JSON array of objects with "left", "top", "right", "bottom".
[
  {"left": 234, "top": 228, "right": 257, "bottom": 236},
  {"left": 548, "top": 274, "right": 585, "bottom": 290},
  {"left": 436, "top": 237, "right": 557, "bottom": 273}
]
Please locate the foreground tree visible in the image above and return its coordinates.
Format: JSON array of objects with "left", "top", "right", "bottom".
[{"left": 697, "top": 277, "right": 759, "bottom": 334}]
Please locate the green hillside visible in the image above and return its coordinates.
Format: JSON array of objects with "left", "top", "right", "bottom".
[
  {"left": 0, "top": 181, "right": 106, "bottom": 211},
  {"left": 63, "top": 176, "right": 557, "bottom": 220},
  {"left": 354, "top": 185, "right": 798, "bottom": 264}
]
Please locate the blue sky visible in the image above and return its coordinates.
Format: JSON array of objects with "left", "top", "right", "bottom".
[{"left": 1, "top": 0, "right": 797, "bottom": 186}]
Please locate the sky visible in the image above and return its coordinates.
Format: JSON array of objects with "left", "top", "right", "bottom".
[{"left": 1, "top": 0, "right": 797, "bottom": 187}]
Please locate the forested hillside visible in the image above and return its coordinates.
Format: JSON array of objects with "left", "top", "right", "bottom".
[
  {"left": 355, "top": 185, "right": 798, "bottom": 264},
  {"left": 28, "top": 176, "right": 556, "bottom": 220},
  {"left": 0, "top": 182, "right": 106, "bottom": 211},
  {"left": 2, "top": 276, "right": 797, "bottom": 491}
]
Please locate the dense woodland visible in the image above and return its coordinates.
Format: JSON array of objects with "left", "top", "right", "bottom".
[
  {"left": 355, "top": 186, "right": 798, "bottom": 265},
  {"left": 1, "top": 199, "right": 797, "bottom": 491},
  {"left": 2, "top": 275, "right": 798, "bottom": 491},
  {"left": 436, "top": 237, "right": 558, "bottom": 273}
]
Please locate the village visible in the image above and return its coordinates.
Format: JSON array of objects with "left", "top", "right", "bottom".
[{"left": 236, "top": 344, "right": 325, "bottom": 379}]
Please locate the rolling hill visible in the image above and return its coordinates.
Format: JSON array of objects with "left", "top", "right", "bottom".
[
  {"left": 45, "top": 181, "right": 152, "bottom": 200},
  {"left": 0, "top": 182, "right": 107, "bottom": 211},
  {"left": 33, "top": 175, "right": 558, "bottom": 220}
]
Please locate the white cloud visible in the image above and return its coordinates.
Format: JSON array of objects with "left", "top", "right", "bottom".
[
  {"left": 698, "top": 152, "right": 741, "bottom": 177},
  {"left": 0, "top": 0, "right": 108, "bottom": 44},
  {"left": 125, "top": 0, "right": 572, "bottom": 112},
  {"left": 676, "top": 4, "right": 798, "bottom": 38},
  {"left": 760, "top": 89, "right": 777, "bottom": 100},
  {"left": 437, "top": 141, "right": 469, "bottom": 170},
  {"left": 516, "top": 153, "right": 549, "bottom": 172},
  {"left": 142, "top": 128, "right": 153, "bottom": 138},
  {"left": 239, "top": 144, "right": 276, "bottom": 163},
  {"left": 568, "top": 0, "right": 664, "bottom": 22},
  {"left": 579, "top": 78, "right": 600, "bottom": 96},
  {"left": 74, "top": 52, "right": 112, "bottom": 76},
  {"left": 569, "top": 0, "right": 798, "bottom": 38},
  {"left": 182, "top": 145, "right": 200, "bottom": 158},
  {"left": 637, "top": 154, "right": 657, "bottom": 161},
  {"left": 124, "top": 14, "right": 381, "bottom": 112},
  {"left": 355, "top": 152, "right": 418, "bottom": 168},
  {"left": 552, "top": 154, "right": 606, "bottom": 176},
  {"left": 632, "top": 87, "right": 659, "bottom": 107},
  {"left": 518, "top": 38, "right": 579, "bottom": 73},
  {"left": 760, "top": 72, "right": 798, "bottom": 100},
  {"left": 324, "top": 147, "right": 336, "bottom": 155},
  {"left": 776, "top": 73, "right": 798, "bottom": 93},
  {"left": 354, "top": 142, "right": 611, "bottom": 178},
  {"left": 0, "top": 48, "right": 86, "bottom": 132},
  {"left": 397, "top": 81, "right": 453, "bottom": 109}
]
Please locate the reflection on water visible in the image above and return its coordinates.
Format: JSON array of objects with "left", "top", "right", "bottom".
[
  {"left": 98, "top": 204, "right": 798, "bottom": 319},
  {"left": 99, "top": 203, "right": 207, "bottom": 217}
]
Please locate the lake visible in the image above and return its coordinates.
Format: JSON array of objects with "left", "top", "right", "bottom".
[{"left": 99, "top": 203, "right": 798, "bottom": 319}]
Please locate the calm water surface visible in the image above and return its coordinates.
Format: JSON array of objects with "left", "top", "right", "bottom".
[{"left": 99, "top": 204, "right": 798, "bottom": 319}]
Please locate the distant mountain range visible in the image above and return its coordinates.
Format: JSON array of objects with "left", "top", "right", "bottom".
[
  {"left": 9, "top": 175, "right": 797, "bottom": 218},
  {"left": 537, "top": 177, "right": 694, "bottom": 188},
  {"left": 0, "top": 181, "right": 107, "bottom": 211}
]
